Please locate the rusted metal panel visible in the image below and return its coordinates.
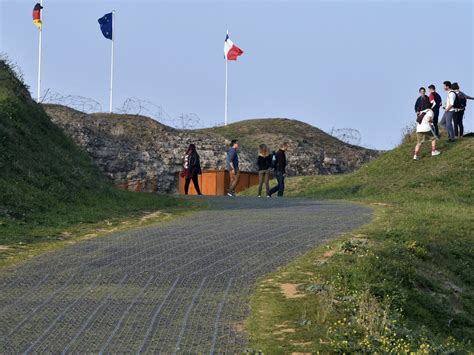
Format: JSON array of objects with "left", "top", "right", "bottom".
[{"left": 179, "top": 170, "right": 259, "bottom": 195}]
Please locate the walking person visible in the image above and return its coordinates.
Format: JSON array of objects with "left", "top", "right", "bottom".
[
  {"left": 257, "top": 144, "right": 271, "bottom": 197},
  {"left": 451, "top": 82, "right": 474, "bottom": 138},
  {"left": 428, "top": 84, "right": 442, "bottom": 137},
  {"left": 226, "top": 139, "right": 240, "bottom": 197},
  {"left": 440, "top": 81, "right": 456, "bottom": 142},
  {"left": 414, "top": 87, "right": 432, "bottom": 115},
  {"left": 181, "top": 144, "right": 202, "bottom": 195},
  {"left": 269, "top": 142, "right": 289, "bottom": 197},
  {"left": 413, "top": 108, "right": 440, "bottom": 160}
]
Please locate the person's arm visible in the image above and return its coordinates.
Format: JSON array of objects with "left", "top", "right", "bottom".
[
  {"left": 414, "top": 98, "right": 419, "bottom": 113},
  {"left": 429, "top": 94, "right": 436, "bottom": 109},
  {"left": 461, "top": 91, "right": 474, "bottom": 100}
]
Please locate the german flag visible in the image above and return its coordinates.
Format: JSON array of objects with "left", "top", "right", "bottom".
[{"left": 32, "top": 3, "right": 43, "bottom": 30}]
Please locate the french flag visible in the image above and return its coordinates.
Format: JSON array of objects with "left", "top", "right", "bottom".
[{"left": 224, "top": 33, "right": 244, "bottom": 61}]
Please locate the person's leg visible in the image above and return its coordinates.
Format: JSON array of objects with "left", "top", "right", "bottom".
[
  {"left": 447, "top": 112, "right": 455, "bottom": 140},
  {"left": 433, "top": 110, "right": 439, "bottom": 137},
  {"left": 229, "top": 170, "right": 240, "bottom": 193},
  {"left": 228, "top": 170, "right": 236, "bottom": 193},
  {"left": 453, "top": 112, "right": 460, "bottom": 137},
  {"left": 192, "top": 174, "right": 201, "bottom": 195},
  {"left": 459, "top": 110, "right": 465, "bottom": 137},
  {"left": 414, "top": 142, "right": 421, "bottom": 157},
  {"left": 277, "top": 174, "right": 285, "bottom": 196},
  {"left": 269, "top": 173, "right": 280, "bottom": 196},
  {"left": 184, "top": 178, "right": 191, "bottom": 195},
  {"left": 431, "top": 139, "right": 436, "bottom": 152},
  {"left": 264, "top": 170, "right": 270, "bottom": 196},
  {"left": 257, "top": 171, "right": 264, "bottom": 196}
]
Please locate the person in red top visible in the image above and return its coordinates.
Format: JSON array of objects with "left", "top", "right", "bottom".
[{"left": 428, "top": 85, "right": 442, "bottom": 137}]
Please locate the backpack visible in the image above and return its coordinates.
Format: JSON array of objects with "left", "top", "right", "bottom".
[
  {"left": 452, "top": 91, "right": 466, "bottom": 109},
  {"left": 270, "top": 151, "right": 277, "bottom": 169}
]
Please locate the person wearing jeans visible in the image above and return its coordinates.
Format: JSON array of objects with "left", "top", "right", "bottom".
[
  {"left": 257, "top": 144, "right": 271, "bottom": 197},
  {"left": 440, "top": 81, "right": 456, "bottom": 142},
  {"left": 226, "top": 139, "right": 240, "bottom": 196},
  {"left": 269, "top": 142, "right": 289, "bottom": 197}
]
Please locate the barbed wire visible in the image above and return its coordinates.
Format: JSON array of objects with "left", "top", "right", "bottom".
[
  {"left": 330, "top": 127, "right": 362, "bottom": 146},
  {"left": 116, "top": 97, "right": 201, "bottom": 129},
  {"left": 42, "top": 91, "right": 103, "bottom": 113}
]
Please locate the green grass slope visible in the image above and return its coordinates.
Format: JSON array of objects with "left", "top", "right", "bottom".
[
  {"left": 0, "top": 60, "right": 194, "bottom": 265},
  {"left": 201, "top": 118, "right": 375, "bottom": 153},
  {"left": 245, "top": 138, "right": 473, "bottom": 353}
]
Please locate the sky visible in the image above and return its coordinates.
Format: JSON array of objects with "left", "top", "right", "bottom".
[{"left": 0, "top": 0, "right": 473, "bottom": 149}]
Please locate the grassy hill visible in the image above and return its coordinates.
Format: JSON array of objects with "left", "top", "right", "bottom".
[
  {"left": 201, "top": 118, "right": 345, "bottom": 149},
  {"left": 200, "top": 118, "right": 379, "bottom": 175},
  {"left": 244, "top": 137, "right": 473, "bottom": 352},
  {"left": 0, "top": 59, "right": 195, "bottom": 266}
]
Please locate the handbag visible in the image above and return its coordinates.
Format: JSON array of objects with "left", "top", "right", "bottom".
[{"left": 416, "top": 112, "right": 426, "bottom": 124}]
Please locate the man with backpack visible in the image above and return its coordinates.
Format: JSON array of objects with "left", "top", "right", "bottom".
[
  {"left": 269, "top": 142, "right": 289, "bottom": 197},
  {"left": 226, "top": 139, "right": 240, "bottom": 197},
  {"left": 451, "top": 82, "right": 474, "bottom": 138},
  {"left": 440, "top": 81, "right": 456, "bottom": 142},
  {"left": 428, "top": 85, "right": 442, "bottom": 137}
]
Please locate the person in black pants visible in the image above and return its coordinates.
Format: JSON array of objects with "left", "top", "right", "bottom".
[
  {"left": 452, "top": 82, "right": 474, "bottom": 138},
  {"left": 428, "top": 84, "right": 442, "bottom": 137},
  {"left": 269, "top": 142, "right": 289, "bottom": 197},
  {"left": 181, "top": 144, "right": 202, "bottom": 195}
]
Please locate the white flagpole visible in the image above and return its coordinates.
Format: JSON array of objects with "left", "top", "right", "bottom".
[
  {"left": 225, "top": 58, "right": 228, "bottom": 126},
  {"left": 37, "top": 0, "right": 43, "bottom": 102},
  {"left": 109, "top": 10, "right": 115, "bottom": 113},
  {"left": 224, "top": 29, "right": 229, "bottom": 126}
]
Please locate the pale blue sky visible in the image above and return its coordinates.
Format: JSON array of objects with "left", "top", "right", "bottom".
[{"left": 1, "top": 0, "right": 473, "bottom": 149}]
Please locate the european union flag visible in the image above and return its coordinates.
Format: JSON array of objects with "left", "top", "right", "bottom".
[{"left": 98, "top": 12, "right": 113, "bottom": 40}]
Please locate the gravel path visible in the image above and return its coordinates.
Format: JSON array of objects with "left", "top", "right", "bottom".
[{"left": 0, "top": 197, "right": 371, "bottom": 353}]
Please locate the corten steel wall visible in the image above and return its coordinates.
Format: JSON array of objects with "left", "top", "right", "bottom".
[{"left": 179, "top": 170, "right": 259, "bottom": 195}]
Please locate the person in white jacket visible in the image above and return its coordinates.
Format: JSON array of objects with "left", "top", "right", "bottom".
[{"left": 414, "top": 108, "right": 441, "bottom": 160}]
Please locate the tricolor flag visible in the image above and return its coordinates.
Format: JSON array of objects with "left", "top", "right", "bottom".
[
  {"left": 32, "top": 3, "right": 43, "bottom": 30},
  {"left": 98, "top": 12, "right": 113, "bottom": 40},
  {"left": 224, "top": 33, "right": 244, "bottom": 61}
]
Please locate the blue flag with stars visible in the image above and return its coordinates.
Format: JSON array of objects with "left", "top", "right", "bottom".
[{"left": 98, "top": 12, "right": 113, "bottom": 40}]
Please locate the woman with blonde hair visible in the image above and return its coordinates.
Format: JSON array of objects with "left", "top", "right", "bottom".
[{"left": 257, "top": 144, "right": 272, "bottom": 197}]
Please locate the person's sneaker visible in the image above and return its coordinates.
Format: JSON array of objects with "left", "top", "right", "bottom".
[
  {"left": 431, "top": 150, "right": 441, "bottom": 156},
  {"left": 227, "top": 192, "right": 234, "bottom": 197},
  {"left": 266, "top": 195, "right": 271, "bottom": 198},
  {"left": 413, "top": 155, "right": 419, "bottom": 160},
  {"left": 257, "top": 195, "right": 261, "bottom": 198}
]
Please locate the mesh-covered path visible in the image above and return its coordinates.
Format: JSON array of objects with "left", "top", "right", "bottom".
[{"left": 0, "top": 197, "right": 371, "bottom": 353}]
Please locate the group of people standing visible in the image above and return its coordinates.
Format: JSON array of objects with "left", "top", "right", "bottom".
[
  {"left": 180, "top": 139, "right": 289, "bottom": 197},
  {"left": 413, "top": 81, "right": 472, "bottom": 159}
]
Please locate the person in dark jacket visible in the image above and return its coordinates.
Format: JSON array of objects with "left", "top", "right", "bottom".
[
  {"left": 452, "top": 82, "right": 474, "bottom": 138},
  {"left": 182, "top": 144, "right": 202, "bottom": 195},
  {"left": 414, "top": 87, "right": 431, "bottom": 115},
  {"left": 226, "top": 139, "right": 240, "bottom": 197},
  {"left": 428, "top": 84, "right": 442, "bottom": 137},
  {"left": 269, "top": 142, "right": 288, "bottom": 197},
  {"left": 257, "top": 144, "right": 272, "bottom": 197}
]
